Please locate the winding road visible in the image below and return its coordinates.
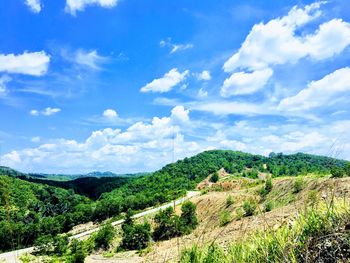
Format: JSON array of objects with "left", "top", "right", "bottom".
[{"left": 0, "top": 191, "right": 200, "bottom": 263}]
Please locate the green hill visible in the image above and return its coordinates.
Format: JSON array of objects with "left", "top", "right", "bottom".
[{"left": 0, "top": 150, "right": 348, "bottom": 252}]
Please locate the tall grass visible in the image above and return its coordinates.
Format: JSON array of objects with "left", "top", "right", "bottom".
[{"left": 181, "top": 198, "right": 350, "bottom": 263}]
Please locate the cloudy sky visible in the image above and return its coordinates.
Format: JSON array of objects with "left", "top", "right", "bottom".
[{"left": 0, "top": 0, "right": 349, "bottom": 173}]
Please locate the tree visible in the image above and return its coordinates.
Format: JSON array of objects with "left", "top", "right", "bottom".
[
  {"left": 120, "top": 222, "right": 151, "bottom": 250},
  {"left": 331, "top": 167, "right": 344, "bottom": 178},
  {"left": 179, "top": 201, "right": 198, "bottom": 234},
  {"left": 67, "top": 239, "right": 87, "bottom": 263},
  {"left": 210, "top": 172, "right": 219, "bottom": 183},
  {"left": 153, "top": 207, "right": 180, "bottom": 241},
  {"left": 93, "top": 223, "right": 115, "bottom": 250}
]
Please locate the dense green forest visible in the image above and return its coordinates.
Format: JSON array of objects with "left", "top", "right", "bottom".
[{"left": 0, "top": 150, "right": 348, "bottom": 252}]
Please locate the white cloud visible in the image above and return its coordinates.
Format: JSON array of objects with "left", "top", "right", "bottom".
[
  {"left": 0, "top": 75, "right": 11, "bottom": 96},
  {"left": 140, "top": 68, "right": 189, "bottom": 93},
  {"left": 103, "top": 109, "right": 118, "bottom": 118},
  {"left": 25, "top": 0, "right": 41, "bottom": 13},
  {"left": 189, "top": 101, "right": 272, "bottom": 116},
  {"left": 171, "top": 105, "right": 190, "bottom": 123},
  {"left": 160, "top": 38, "right": 194, "bottom": 54},
  {"left": 74, "top": 49, "right": 108, "bottom": 70},
  {"left": 221, "top": 2, "right": 350, "bottom": 95},
  {"left": 0, "top": 51, "right": 50, "bottom": 76},
  {"left": 221, "top": 68, "right": 273, "bottom": 96},
  {"left": 278, "top": 67, "right": 350, "bottom": 111},
  {"left": 2, "top": 106, "right": 199, "bottom": 173},
  {"left": 196, "top": 70, "right": 211, "bottom": 81},
  {"left": 30, "top": 107, "right": 61, "bottom": 116},
  {"left": 65, "top": 0, "right": 118, "bottom": 15}
]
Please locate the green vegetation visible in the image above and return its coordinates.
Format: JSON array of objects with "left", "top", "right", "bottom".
[
  {"left": 93, "top": 223, "right": 115, "bottom": 250},
  {"left": 153, "top": 201, "right": 198, "bottom": 241},
  {"left": 120, "top": 210, "right": 151, "bottom": 251},
  {"left": 0, "top": 175, "right": 92, "bottom": 252},
  {"left": 209, "top": 172, "right": 219, "bottom": 183},
  {"left": 293, "top": 177, "right": 305, "bottom": 193},
  {"left": 180, "top": 200, "right": 350, "bottom": 263},
  {"left": 242, "top": 199, "right": 257, "bottom": 216},
  {"left": 226, "top": 195, "right": 234, "bottom": 207},
  {"left": 0, "top": 150, "right": 348, "bottom": 253},
  {"left": 219, "top": 210, "right": 232, "bottom": 226},
  {"left": 259, "top": 178, "right": 273, "bottom": 197}
]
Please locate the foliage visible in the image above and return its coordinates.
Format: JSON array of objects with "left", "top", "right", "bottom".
[
  {"left": 264, "top": 201, "right": 274, "bottom": 212},
  {"left": 153, "top": 207, "right": 180, "bottom": 241},
  {"left": 209, "top": 172, "right": 219, "bottom": 183},
  {"left": 120, "top": 212, "right": 151, "bottom": 251},
  {"left": 259, "top": 178, "right": 273, "bottom": 197},
  {"left": 180, "top": 201, "right": 198, "bottom": 234},
  {"left": 219, "top": 210, "right": 232, "bottom": 226},
  {"left": 226, "top": 195, "right": 234, "bottom": 207},
  {"left": 0, "top": 175, "right": 92, "bottom": 252},
  {"left": 242, "top": 199, "right": 257, "bottom": 217},
  {"left": 293, "top": 177, "right": 304, "bottom": 193},
  {"left": 67, "top": 239, "right": 87, "bottom": 263},
  {"left": 153, "top": 202, "right": 198, "bottom": 242},
  {"left": 93, "top": 223, "right": 115, "bottom": 250}
]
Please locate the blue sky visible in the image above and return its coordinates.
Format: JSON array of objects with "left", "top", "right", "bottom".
[{"left": 0, "top": 0, "right": 349, "bottom": 173}]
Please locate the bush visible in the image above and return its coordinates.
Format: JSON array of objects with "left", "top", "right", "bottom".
[
  {"left": 331, "top": 167, "right": 344, "bottom": 178},
  {"left": 210, "top": 172, "right": 219, "bottom": 183},
  {"left": 120, "top": 222, "right": 151, "bottom": 250},
  {"left": 293, "top": 178, "right": 304, "bottom": 193},
  {"left": 226, "top": 195, "right": 234, "bottom": 207},
  {"left": 180, "top": 201, "right": 198, "bottom": 234},
  {"left": 264, "top": 201, "right": 273, "bottom": 212},
  {"left": 67, "top": 239, "right": 87, "bottom": 263},
  {"left": 242, "top": 199, "right": 257, "bottom": 216},
  {"left": 153, "top": 207, "right": 180, "bottom": 241},
  {"left": 259, "top": 178, "right": 273, "bottom": 197},
  {"left": 219, "top": 211, "right": 232, "bottom": 226},
  {"left": 94, "top": 223, "right": 115, "bottom": 250}
]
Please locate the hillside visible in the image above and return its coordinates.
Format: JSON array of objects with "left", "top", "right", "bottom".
[{"left": 0, "top": 150, "right": 348, "bottom": 255}]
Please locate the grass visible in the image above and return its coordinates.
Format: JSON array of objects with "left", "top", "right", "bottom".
[
  {"left": 180, "top": 198, "right": 350, "bottom": 263},
  {"left": 219, "top": 211, "right": 232, "bottom": 226}
]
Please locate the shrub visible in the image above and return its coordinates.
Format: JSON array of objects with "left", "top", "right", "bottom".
[
  {"left": 219, "top": 211, "right": 232, "bottom": 226},
  {"left": 153, "top": 207, "right": 180, "bottom": 241},
  {"left": 180, "top": 201, "right": 198, "bottom": 234},
  {"left": 226, "top": 195, "right": 234, "bottom": 207},
  {"left": 235, "top": 207, "right": 244, "bottom": 220},
  {"left": 67, "top": 239, "right": 87, "bottom": 263},
  {"left": 307, "top": 190, "right": 319, "bottom": 207},
  {"left": 120, "top": 222, "right": 151, "bottom": 250},
  {"left": 242, "top": 199, "right": 257, "bottom": 216},
  {"left": 210, "top": 172, "right": 219, "bottom": 183},
  {"left": 264, "top": 201, "right": 273, "bottom": 212},
  {"left": 293, "top": 178, "right": 304, "bottom": 193},
  {"left": 94, "top": 223, "right": 115, "bottom": 250},
  {"left": 331, "top": 167, "right": 344, "bottom": 178},
  {"left": 259, "top": 178, "right": 273, "bottom": 197},
  {"left": 52, "top": 235, "right": 69, "bottom": 256}
]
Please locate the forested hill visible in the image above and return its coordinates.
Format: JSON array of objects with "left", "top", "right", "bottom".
[
  {"left": 94, "top": 151, "right": 348, "bottom": 220},
  {"left": 0, "top": 150, "right": 348, "bottom": 252}
]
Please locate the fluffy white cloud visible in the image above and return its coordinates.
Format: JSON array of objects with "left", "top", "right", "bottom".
[
  {"left": 221, "top": 68, "right": 273, "bottom": 96},
  {"left": 221, "top": 2, "right": 350, "bottom": 96},
  {"left": 196, "top": 70, "right": 211, "bottom": 81},
  {"left": 171, "top": 105, "right": 190, "bottom": 123},
  {"left": 160, "top": 38, "right": 194, "bottom": 54},
  {"left": 103, "top": 109, "right": 118, "bottom": 118},
  {"left": 0, "top": 51, "right": 50, "bottom": 76},
  {"left": 74, "top": 49, "right": 108, "bottom": 70},
  {"left": 65, "top": 0, "right": 118, "bottom": 15},
  {"left": 30, "top": 107, "right": 61, "bottom": 116},
  {"left": 3, "top": 106, "right": 199, "bottom": 173},
  {"left": 197, "top": 88, "right": 208, "bottom": 98},
  {"left": 140, "top": 68, "right": 189, "bottom": 93},
  {"left": 279, "top": 67, "right": 350, "bottom": 111},
  {"left": 25, "top": 0, "right": 41, "bottom": 13},
  {"left": 0, "top": 75, "right": 11, "bottom": 96}
]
